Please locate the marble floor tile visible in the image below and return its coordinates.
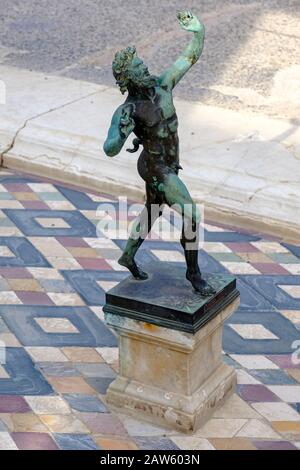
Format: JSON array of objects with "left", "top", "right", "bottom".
[
  {"left": 236, "top": 419, "right": 281, "bottom": 439},
  {"left": 25, "top": 396, "right": 71, "bottom": 415},
  {"left": 229, "top": 323, "right": 279, "bottom": 340},
  {"left": 194, "top": 419, "right": 248, "bottom": 438},
  {"left": 94, "top": 437, "right": 138, "bottom": 450},
  {"left": 0, "top": 413, "right": 48, "bottom": 433},
  {"left": 230, "top": 355, "right": 280, "bottom": 370},
  {"left": 252, "top": 402, "right": 300, "bottom": 422},
  {"left": 0, "top": 432, "right": 18, "bottom": 450},
  {"left": 39, "top": 415, "right": 90, "bottom": 434},
  {"left": 53, "top": 433, "right": 99, "bottom": 450},
  {"left": 62, "top": 347, "right": 103, "bottom": 363},
  {"left": 25, "top": 347, "right": 68, "bottom": 363},
  {"left": 268, "top": 385, "right": 300, "bottom": 403},
  {"left": 170, "top": 436, "right": 215, "bottom": 450},
  {"left": 209, "top": 438, "right": 255, "bottom": 450}
]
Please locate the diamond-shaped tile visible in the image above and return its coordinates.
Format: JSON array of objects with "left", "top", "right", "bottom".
[
  {"left": 236, "top": 419, "right": 281, "bottom": 439},
  {"left": 0, "top": 364, "right": 10, "bottom": 378},
  {"left": 53, "top": 433, "right": 99, "bottom": 450},
  {"left": 96, "top": 347, "right": 119, "bottom": 364},
  {"left": 25, "top": 396, "right": 71, "bottom": 415},
  {"left": 62, "top": 394, "right": 107, "bottom": 413},
  {"left": 28, "top": 183, "right": 58, "bottom": 193},
  {"left": 279, "top": 285, "right": 300, "bottom": 299},
  {"left": 280, "top": 310, "right": 300, "bottom": 325},
  {"left": 83, "top": 238, "right": 119, "bottom": 250},
  {"left": 8, "top": 278, "right": 43, "bottom": 292},
  {"left": 204, "top": 223, "right": 227, "bottom": 232},
  {"left": 249, "top": 369, "right": 298, "bottom": 385},
  {"left": 35, "top": 318, "right": 79, "bottom": 334},
  {"left": 35, "top": 218, "right": 71, "bottom": 229},
  {"left": 251, "top": 242, "right": 289, "bottom": 253},
  {"left": 87, "top": 193, "right": 112, "bottom": 203},
  {"left": 27, "top": 267, "right": 64, "bottom": 280},
  {"left": 151, "top": 250, "right": 185, "bottom": 262},
  {"left": 0, "top": 246, "right": 14, "bottom": 257},
  {"left": 0, "top": 433, "right": 18, "bottom": 450},
  {"left": 236, "top": 369, "right": 260, "bottom": 385},
  {"left": 229, "top": 324, "right": 279, "bottom": 340},
  {"left": 47, "top": 293, "right": 85, "bottom": 306},
  {"left": 96, "top": 280, "right": 119, "bottom": 291},
  {"left": 230, "top": 355, "right": 279, "bottom": 370},
  {"left": 238, "top": 384, "right": 280, "bottom": 402},
  {"left": 269, "top": 253, "right": 300, "bottom": 264},
  {"left": 0, "top": 291, "right": 22, "bottom": 304},
  {"left": 38, "top": 192, "right": 67, "bottom": 202},
  {"left": 203, "top": 242, "right": 232, "bottom": 253},
  {"left": 11, "top": 432, "right": 59, "bottom": 450},
  {"left": 26, "top": 347, "right": 68, "bottom": 362},
  {"left": 281, "top": 264, "right": 300, "bottom": 275},
  {"left": 268, "top": 385, "right": 300, "bottom": 403},
  {"left": 221, "top": 262, "right": 260, "bottom": 274},
  {"left": 252, "top": 402, "right": 300, "bottom": 421}
]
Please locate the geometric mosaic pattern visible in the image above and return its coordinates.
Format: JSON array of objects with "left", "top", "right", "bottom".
[
  {"left": 0, "top": 170, "right": 299, "bottom": 451},
  {"left": 4, "top": 209, "right": 97, "bottom": 237},
  {"left": 0, "top": 348, "right": 54, "bottom": 396},
  {"left": 0, "top": 237, "right": 50, "bottom": 267},
  {"left": 0, "top": 306, "right": 116, "bottom": 347}
]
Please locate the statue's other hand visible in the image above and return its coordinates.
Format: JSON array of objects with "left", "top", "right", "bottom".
[
  {"left": 119, "top": 106, "right": 135, "bottom": 137},
  {"left": 177, "top": 10, "right": 203, "bottom": 33}
]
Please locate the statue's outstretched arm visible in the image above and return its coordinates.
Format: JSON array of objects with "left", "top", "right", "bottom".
[
  {"left": 159, "top": 11, "right": 205, "bottom": 90},
  {"left": 103, "top": 104, "right": 135, "bottom": 157}
]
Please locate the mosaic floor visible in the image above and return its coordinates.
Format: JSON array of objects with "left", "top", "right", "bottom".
[{"left": 0, "top": 169, "right": 299, "bottom": 451}]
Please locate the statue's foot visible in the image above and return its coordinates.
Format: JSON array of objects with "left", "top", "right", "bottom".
[
  {"left": 186, "top": 271, "right": 216, "bottom": 296},
  {"left": 118, "top": 254, "right": 148, "bottom": 280}
]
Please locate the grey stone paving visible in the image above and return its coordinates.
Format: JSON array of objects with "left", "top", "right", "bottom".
[{"left": 0, "top": 1, "right": 299, "bottom": 117}]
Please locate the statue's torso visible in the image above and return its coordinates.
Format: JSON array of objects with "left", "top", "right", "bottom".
[{"left": 127, "top": 86, "right": 180, "bottom": 184}]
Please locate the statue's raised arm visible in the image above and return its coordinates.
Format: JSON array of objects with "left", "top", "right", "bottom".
[{"left": 159, "top": 11, "right": 205, "bottom": 90}]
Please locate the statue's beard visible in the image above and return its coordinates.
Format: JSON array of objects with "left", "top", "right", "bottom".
[{"left": 130, "top": 73, "right": 157, "bottom": 91}]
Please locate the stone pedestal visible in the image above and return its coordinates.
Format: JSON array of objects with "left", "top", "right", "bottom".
[{"left": 103, "top": 263, "right": 240, "bottom": 433}]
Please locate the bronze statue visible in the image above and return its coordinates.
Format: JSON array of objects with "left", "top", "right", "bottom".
[{"left": 103, "top": 11, "right": 215, "bottom": 296}]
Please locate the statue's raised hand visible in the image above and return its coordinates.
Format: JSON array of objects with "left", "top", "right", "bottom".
[{"left": 177, "top": 11, "right": 203, "bottom": 33}]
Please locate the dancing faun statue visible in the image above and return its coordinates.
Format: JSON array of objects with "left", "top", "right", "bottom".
[{"left": 103, "top": 11, "right": 215, "bottom": 296}]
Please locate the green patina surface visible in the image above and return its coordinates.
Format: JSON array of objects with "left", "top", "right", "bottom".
[{"left": 103, "top": 11, "right": 216, "bottom": 296}]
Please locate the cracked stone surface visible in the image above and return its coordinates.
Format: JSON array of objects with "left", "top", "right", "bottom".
[
  {"left": 0, "top": 0, "right": 299, "bottom": 118},
  {"left": 0, "top": 88, "right": 106, "bottom": 165}
]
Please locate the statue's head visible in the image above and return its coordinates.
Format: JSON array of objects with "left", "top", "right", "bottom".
[{"left": 112, "top": 46, "right": 156, "bottom": 94}]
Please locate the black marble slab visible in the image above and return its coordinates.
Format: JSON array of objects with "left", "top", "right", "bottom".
[{"left": 103, "top": 262, "right": 239, "bottom": 334}]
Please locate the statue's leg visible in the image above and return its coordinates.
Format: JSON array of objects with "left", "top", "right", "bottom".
[
  {"left": 162, "top": 173, "right": 215, "bottom": 296},
  {"left": 118, "top": 185, "right": 164, "bottom": 280}
]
